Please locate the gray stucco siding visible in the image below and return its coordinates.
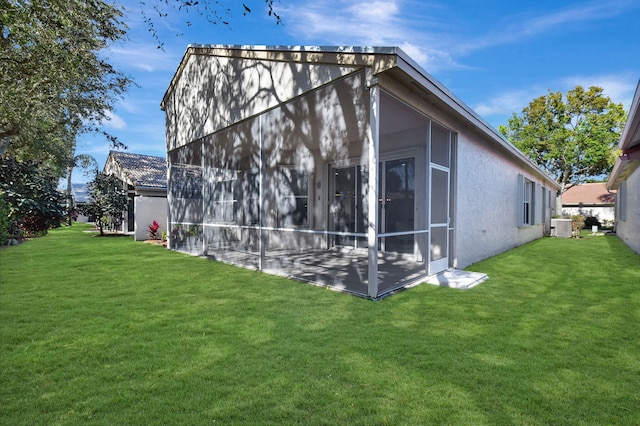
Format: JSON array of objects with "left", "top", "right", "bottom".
[
  {"left": 454, "top": 131, "right": 546, "bottom": 268},
  {"left": 164, "top": 55, "right": 361, "bottom": 152},
  {"left": 615, "top": 167, "right": 640, "bottom": 254}
]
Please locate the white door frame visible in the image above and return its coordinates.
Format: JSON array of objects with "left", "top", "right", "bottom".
[{"left": 429, "top": 162, "right": 450, "bottom": 275}]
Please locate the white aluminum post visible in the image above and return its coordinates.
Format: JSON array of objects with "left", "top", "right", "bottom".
[
  {"left": 202, "top": 129, "right": 207, "bottom": 256},
  {"left": 367, "top": 73, "right": 380, "bottom": 298},
  {"left": 259, "top": 116, "right": 266, "bottom": 270}
]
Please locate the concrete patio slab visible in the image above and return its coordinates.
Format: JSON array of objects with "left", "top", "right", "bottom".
[{"left": 426, "top": 269, "right": 488, "bottom": 290}]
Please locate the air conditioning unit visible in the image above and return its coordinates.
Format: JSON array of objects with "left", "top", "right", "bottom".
[{"left": 550, "top": 218, "right": 572, "bottom": 238}]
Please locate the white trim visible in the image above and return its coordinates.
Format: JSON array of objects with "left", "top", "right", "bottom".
[{"left": 367, "top": 74, "right": 380, "bottom": 298}]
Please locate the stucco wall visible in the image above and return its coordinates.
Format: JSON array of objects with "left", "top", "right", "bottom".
[
  {"left": 454, "top": 131, "right": 549, "bottom": 268},
  {"left": 615, "top": 167, "right": 640, "bottom": 255},
  {"left": 134, "top": 197, "right": 168, "bottom": 241},
  {"left": 562, "top": 206, "right": 615, "bottom": 224},
  {"left": 164, "top": 55, "right": 360, "bottom": 152}
]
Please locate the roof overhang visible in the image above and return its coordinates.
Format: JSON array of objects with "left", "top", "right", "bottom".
[
  {"left": 134, "top": 186, "right": 167, "bottom": 193},
  {"left": 608, "top": 80, "right": 640, "bottom": 190}
]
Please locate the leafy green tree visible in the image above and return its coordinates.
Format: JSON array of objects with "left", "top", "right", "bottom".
[
  {"left": 1, "top": 0, "right": 132, "bottom": 170},
  {"left": 499, "top": 86, "right": 627, "bottom": 193},
  {"left": 84, "top": 173, "right": 128, "bottom": 236},
  {"left": 0, "top": 158, "right": 65, "bottom": 239}
]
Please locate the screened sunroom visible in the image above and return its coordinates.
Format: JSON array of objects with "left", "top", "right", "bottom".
[{"left": 163, "top": 47, "right": 458, "bottom": 299}]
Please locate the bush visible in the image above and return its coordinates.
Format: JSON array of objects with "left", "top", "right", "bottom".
[
  {"left": 571, "top": 214, "right": 586, "bottom": 238},
  {"left": 0, "top": 158, "right": 65, "bottom": 239},
  {"left": 148, "top": 220, "right": 160, "bottom": 240},
  {"left": 0, "top": 194, "right": 10, "bottom": 244}
]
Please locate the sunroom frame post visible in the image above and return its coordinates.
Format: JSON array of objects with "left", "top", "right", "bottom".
[
  {"left": 258, "top": 115, "right": 266, "bottom": 270},
  {"left": 367, "top": 74, "right": 380, "bottom": 298}
]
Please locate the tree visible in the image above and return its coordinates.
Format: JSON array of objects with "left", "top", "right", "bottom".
[
  {"left": 84, "top": 173, "right": 128, "bottom": 236},
  {"left": 499, "top": 86, "right": 627, "bottom": 193},
  {"left": 1, "top": 0, "right": 132, "bottom": 170},
  {"left": 0, "top": 158, "right": 65, "bottom": 239}
]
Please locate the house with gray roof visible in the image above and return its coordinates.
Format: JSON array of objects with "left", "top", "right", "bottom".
[
  {"left": 607, "top": 80, "right": 640, "bottom": 255},
  {"left": 161, "top": 45, "right": 560, "bottom": 298},
  {"left": 104, "top": 150, "right": 168, "bottom": 241}
]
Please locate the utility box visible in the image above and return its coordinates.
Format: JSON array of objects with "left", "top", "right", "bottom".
[{"left": 551, "top": 218, "right": 573, "bottom": 238}]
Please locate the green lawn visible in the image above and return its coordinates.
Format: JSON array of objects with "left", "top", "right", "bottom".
[{"left": 1, "top": 224, "right": 639, "bottom": 425}]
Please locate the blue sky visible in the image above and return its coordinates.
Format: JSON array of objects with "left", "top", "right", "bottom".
[{"left": 72, "top": 0, "right": 640, "bottom": 182}]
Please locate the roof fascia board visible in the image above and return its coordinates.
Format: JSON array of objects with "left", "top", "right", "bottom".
[
  {"left": 608, "top": 80, "right": 640, "bottom": 189},
  {"left": 607, "top": 159, "right": 624, "bottom": 190},
  {"left": 135, "top": 187, "right": 167, "bottom": 192},
  {"left": 619, "top": 80, "right": 640, "bottom": 150}
]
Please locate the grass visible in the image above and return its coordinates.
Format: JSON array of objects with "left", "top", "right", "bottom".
[{"left": 1, "top": 224, "right": 639, "bottom": 425}]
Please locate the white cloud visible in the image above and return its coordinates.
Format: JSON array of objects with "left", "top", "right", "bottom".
[
  {"left": 460, "top": 0, "right": 636, "bottom": 54},
  {"left": 474, "top": 87, "right": 545, "bottom": 117},
  {"left": 136, "top": 63, "right": 156, "bottom": 72},
  {"left": 281, "top": 0, "right": 636, "bottom": 75},
  {"left": 103, "top": 111, "right": 127, "bottom": 130},
  {"left": 520, "top": 1, "right": 632, "bottom": 36},
  {"left": 347, "top": 1, "right": 400, "bottom": 21},
  {"left": 474, "top": 73, "right": 638, "bottom": 120},
  {"left": 108, "top": 43, "right": 183, "bottom": 74},
  {"left": 279, "top": 0, "right": 465, "bottom": 72},
  {"left": 282, "top": 0, "right": 406, "bottom": 44}
]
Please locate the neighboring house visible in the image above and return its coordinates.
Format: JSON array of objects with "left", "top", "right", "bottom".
[
  {"left": 161, "top": 45, "right": 560, "bottom": 299},
  {"left": 103, "top": 151, "right": 168, "bottom": 241},
  {"left": 561, "top": 183, "right": 615, "bottom": 225},
  {"left": 607, "top": 80, "right": 640, "bottom": 255}
]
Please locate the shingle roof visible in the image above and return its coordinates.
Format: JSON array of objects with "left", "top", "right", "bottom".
[
  {"left": 562, "top": 183, "right": 615, "bottom": 205},
  {"left": 108, "top": 151, "right": 167, "bottom": 189}
]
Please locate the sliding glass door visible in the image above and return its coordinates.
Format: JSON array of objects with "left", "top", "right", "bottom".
[
  {"left": 330, "top": 157, "right": 415, "bottom": 255},
  {"left": 331, "top": 165, "right": 367, "bottom": 248}
]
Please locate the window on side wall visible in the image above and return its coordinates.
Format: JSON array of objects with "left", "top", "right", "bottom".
[
  {"left": 518, "top": 174, "right": 534, "bottom": 226},
  {"left": 619, "top": 180, "right": 627, "bottom": 221}
]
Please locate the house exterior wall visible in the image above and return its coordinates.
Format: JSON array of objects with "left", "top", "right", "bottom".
[
  {"left": 615, "top": 167, "right": 640, "bottom": 254},
  {"left": 454, "top": 131, "right": 552, "bottom": 268},
  {"left": 164, "top": 53, "right": 361, "bottom": 152},
  {"left": 134, "top": 196, "right": 168, "bottom": 241}
]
